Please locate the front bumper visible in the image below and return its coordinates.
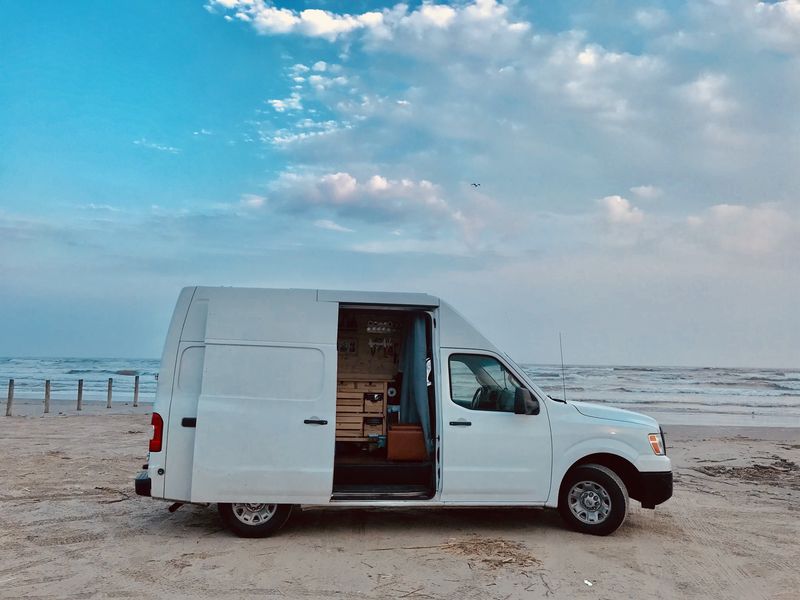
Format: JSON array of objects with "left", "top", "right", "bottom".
[
  {"left": 135, "top": 471, "right": 151, "bottom": 497},
  {"left": 638, "top": 470, "right": 672, "bottom": 508}
]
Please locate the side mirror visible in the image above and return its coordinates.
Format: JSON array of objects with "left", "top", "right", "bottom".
[{"left": 514, "top": 388, "right": 540, "bottom": 415}]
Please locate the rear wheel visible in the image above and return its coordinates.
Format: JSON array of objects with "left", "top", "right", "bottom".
[
  {"left": 218, "top": 503, "right": 293, "bottom": 538},
  {"left": 558, "top": 464, "right": 628, "bottom": 536}
]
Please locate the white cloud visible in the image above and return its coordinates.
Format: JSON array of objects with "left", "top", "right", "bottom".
[
  {"left": 268, "top": 171, "right": 485, "bottom": 243},
  {"left": 240, "top": 194, "right": 266, "bottom": 209},
  {"left": 313, "top": 219, "right": 354, "bottom": 233},
  {"left": 541, "top": 37, "right": 663, "bottom": 124},
  {"left": 216, "top": 0, "right": 800, "bottom": 262},
  {"left": 209, "top": 1, "right": 384, "bottom": 41},
  {"left": 267, "top": 91, "right": 302, "bottom": 112},
  {"left": 83, "top": 203, "right": 119, "bottom": 211},
  {"left": 599, "top": 195, "right": 645, "bottom": 225},
  {"left": 319, "top": 172, "right": 359, "bottom": 202},
  {"left": 216, "top": 0, "right": 798, "bottom": 185},
  {"left": 686, "top": 203, "right": 798, "bottom": 257},
  {"left": 209, "top": 0, "right": 528, "bottom": 43},
  {"left": 193, "top": 128, "right": 213, "bottom": 136},
  {"left": 751, "top": 1, "right": 800, "bottom": 52},
  {"left": 630, "top": 185, "right": 662, "bottom": 200},
  {"left": 299, "top": 9, "right": 379, "bottom": 40},
  {"left": 402, "top": 4, "right": 457, "bottom": 30},
  {"left": 665, "top": 1, "right": 800, "bottom": 55},
  {"left": 307, "top": 74, "right": 348, "bottom": 91},
  {"left": 350, "top": 237, "right": 470, "bottom": 256},
  {"left": 132, "top": 138, "right": 181, "bottom": 154},
  {"left": 252, "top": 6, "right": 299, "bottom": 34},
  {"left": 681, "top": 73, "right": 737, "bottom": 116},
  {"left": 634, "top": 8, "right": 669, "bottom": 29},
  {"left": 267, "top": 119, "right": 348, "bottom": 145},
  {"left": 366, "top": 175, "right": 389, "bottom": 192}
]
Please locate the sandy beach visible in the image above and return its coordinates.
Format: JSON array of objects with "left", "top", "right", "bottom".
[{"left": 0, "top": 408, "right": 797, "bottom": 600}]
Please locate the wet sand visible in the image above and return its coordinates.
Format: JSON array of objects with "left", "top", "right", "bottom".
[{"left": 0, "top": 412, "right": 797, "bottom": 599}]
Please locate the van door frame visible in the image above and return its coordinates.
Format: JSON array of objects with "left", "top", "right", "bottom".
[
  {"left": 429, "top": 308, "right": 443, "bottom": 500},
  {"left": 333, "top": 304, "right": 442, "bottom": 502}
]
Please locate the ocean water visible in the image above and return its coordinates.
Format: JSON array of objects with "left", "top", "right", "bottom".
[
  {"left": 1, "top": 358, "right": 798, "bottom": 426},
  {"left": 522, "top": 364, "right": 800, "bottom": 427},
  {"left": 0, "top": 357, "right": 160, "bottom": 402}
]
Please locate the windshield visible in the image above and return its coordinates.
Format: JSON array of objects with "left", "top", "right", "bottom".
[{"left": 501, "top": 352, "right": 563, "bottom": 402}]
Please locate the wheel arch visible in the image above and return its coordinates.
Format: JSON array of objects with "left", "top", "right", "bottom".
[{"left": 557, "top": 453, "right": 644, "bottom": 505}]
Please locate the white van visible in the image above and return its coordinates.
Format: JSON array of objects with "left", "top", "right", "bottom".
[{"left": 135, "top": 287, "right": 672, "bottom": 537}]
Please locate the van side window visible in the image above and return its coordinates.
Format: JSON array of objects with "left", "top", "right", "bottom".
[{"left": 449, "top": 354, "right": 525, "bottom": 412}]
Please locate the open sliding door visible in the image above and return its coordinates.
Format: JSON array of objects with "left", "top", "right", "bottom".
[{"left": 190, "top": 290, "right": 338, "bottom": 504}]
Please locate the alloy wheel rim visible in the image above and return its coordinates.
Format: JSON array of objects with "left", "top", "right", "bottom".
[
  {"left": 567, "top": 481, "right": 612, "bottom": 524},
  {"left": 231, "top": 503, "right": 278, "bottom": 526}
]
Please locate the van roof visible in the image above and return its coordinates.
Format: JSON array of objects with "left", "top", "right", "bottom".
[
  {"left": 317, "top": 289, "right": 440, "bottom": 307},
  {"left": 192, "top": 286, "right": 440, "bottom": 307}
]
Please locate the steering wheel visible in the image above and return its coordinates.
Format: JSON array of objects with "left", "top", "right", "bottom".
[
  {"left": 471, "top": 385, "right": 496, "bottom": 410},
  {"left": 471, "top": 387, "right": 482, "bottom": 409}
]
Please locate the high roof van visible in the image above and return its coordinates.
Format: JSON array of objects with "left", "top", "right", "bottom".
[{"left": 135, "top": 287, "right": 672, "bottom": 537}]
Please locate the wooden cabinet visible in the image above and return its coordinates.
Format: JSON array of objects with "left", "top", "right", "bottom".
[{"left": 335, "top": 378, "right": 389, "bottom": 441}]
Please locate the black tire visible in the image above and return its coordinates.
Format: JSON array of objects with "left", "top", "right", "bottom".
[
  {"left": 558, "top": 464, "right": 629, "bottom": 536},
  {"left": 217, "top": 503, "right": 293, "bottom": 538}
]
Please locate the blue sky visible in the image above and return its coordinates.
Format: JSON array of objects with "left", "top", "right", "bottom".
[{"left": 1, "top": 0, "right": 798, "bottom": 366}]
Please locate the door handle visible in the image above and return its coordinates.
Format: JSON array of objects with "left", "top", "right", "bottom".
[
  {"left": 449, "top": 420, "right": 472, "bottom": 426},
  {"left": 304, "top": 419, "right": 328, "bottom": 425},
  {"left": 181, "top": 417, "right": 197, "bottom": 428}
]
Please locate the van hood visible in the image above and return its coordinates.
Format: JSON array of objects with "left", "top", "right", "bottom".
[{"left": 570, "top": 401, "right": 658, "bottom": 428}]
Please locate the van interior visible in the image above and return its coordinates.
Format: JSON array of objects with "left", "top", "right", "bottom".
[{"left": 333, "top": 306, "right": 436, "bottom": 500}]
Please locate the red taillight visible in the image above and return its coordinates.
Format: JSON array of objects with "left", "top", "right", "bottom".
[{"left": 149, "top": 412, "right": 163, "bottom": 453}]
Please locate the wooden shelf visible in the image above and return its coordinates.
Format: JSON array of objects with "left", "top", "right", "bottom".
[{"left": 336, "top": 377, "right": 389, "bottom": 440}]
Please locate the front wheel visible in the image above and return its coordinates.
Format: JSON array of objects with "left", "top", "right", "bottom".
[
  {"left": 558, "top": 464, "right": 628, "bottom": 536},
  {"left": 218, "top": 503, "right": 293, "bottom": 538}
]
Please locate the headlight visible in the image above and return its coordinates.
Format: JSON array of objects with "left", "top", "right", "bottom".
[{"left": 648, "top": 433, "right": 665, "bottom": 455}]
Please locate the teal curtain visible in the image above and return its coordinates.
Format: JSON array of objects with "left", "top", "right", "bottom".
[{"left": 398, "top": 315, "right": 432, "bottom": 455}]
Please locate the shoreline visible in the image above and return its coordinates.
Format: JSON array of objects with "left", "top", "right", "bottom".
[
  {"left": 663, "top": 423, "right": 800, "bottom": 441},
  {"left": 4, "top": 397, "right": 154, "bottom": 417},
  {"left": 4, "top": 397, "right": 800, "bottom": 428}
]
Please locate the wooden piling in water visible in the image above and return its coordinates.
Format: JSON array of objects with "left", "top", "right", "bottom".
[
  {"left": 44, "top": 380, "right": 51, "bottom": 414},
  {"left": 133, "top": 375, "right": 140, "bottom": 407},
  {"left": 5, "top": 379, "right": 13, "bottom": 417},
  {"left": 107, "top": 378, "right": 113, "bottom": 408},
  {"left": 77, "top": 379, "right": 83, "bottom": 411}
]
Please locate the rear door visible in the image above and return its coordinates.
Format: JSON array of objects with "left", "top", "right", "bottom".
[
  {"left": 440, "top": 350, "right": 552, "bottom": 503},
  {"left": 163, "top": 342, "right": 205, "bottom": 500},
  {"left": 162, "top": 294, "right": 208, "bottom": 501},
  {"left": 190, "top": 291, "right": 338, "bottom": 503}
]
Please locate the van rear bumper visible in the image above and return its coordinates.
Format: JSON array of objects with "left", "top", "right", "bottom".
[
  {"left": 638, "top": 471, "right": 672, "bottom": 508},
  {"left": 135, "top": 471, "right": 151, "bottom": 497}
]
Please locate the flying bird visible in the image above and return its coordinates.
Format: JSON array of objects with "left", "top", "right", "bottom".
[{"left": 471, "top": 182, "right": 480, "bottom": 187}]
